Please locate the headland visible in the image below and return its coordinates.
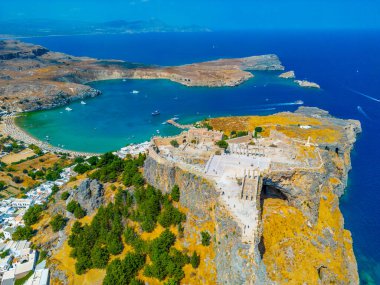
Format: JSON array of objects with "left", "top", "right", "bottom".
[
  {"left": 0, "top": 40, "right": 286, "bottom": 113},
  {"left": 144, "top": 107, "right": 360, "bottom": 283}
]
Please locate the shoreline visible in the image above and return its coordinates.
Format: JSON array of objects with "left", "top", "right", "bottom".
[{"left": 0, "top": 115, "right": 101, "bottom": 157}]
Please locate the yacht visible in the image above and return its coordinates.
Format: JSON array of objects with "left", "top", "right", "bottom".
[
  {"left": 151, "top": 110, "right": 160, "bottom": 116},
  {"left": 294, "top": 100, "right": 304, "bottom": 105},
  {"left": 65, "top": 107, "right": 72, "bottom": 111},
  {"left": 131, "top": 90, "right": 140, "bottom": 94},
  {"left": 80, "top": 101, "right": 86, "bottom": 105}
]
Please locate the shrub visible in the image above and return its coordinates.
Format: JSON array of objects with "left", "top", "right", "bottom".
[
  {"left": 50, "top": 214, "right": 67, "bottom": 232},
  {"left": 73, "top": 163, "right": 90, "bottom": 174},
  {"left": 51, "top": 185, "right": 59, "bottom": 195},
  {"left": 254, "top": 126, "right": 263, "bottom": 138},
  {"left": 158, "top": 204, "right": 186, "bottom": 228},
  {"left": 190, "top": 251, "right": 200, "bottom": 269},
  {"left": 216, "top": 140, "right": 228, "bottom": 149},
  {"left": 12, "top": 176, "right": 22, "bottom": 184},
  {"left": 67, "top": 201, "right": 86, "bottom": 219},
  {"left": 201, "top": 231, "right": 211, "bottom": 246},
  {"left": 61, "top": 191, "right": 70, "bottom": 200},
  {"left": 170, "top": 140, "right": 179, "bottom": 148},
  {"left": 23, "top": 205, "right": 43, "bottom": 226},
  {"left": 171, "top": 185, "right": 180, "bottom": 202},
  {"left": 12, "top": 226, "right": 34, "bottom": 241}
]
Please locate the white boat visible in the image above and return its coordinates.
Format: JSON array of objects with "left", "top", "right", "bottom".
[
  {"left": 123, "top": 79, "right": 127, "bottom": 82},
  {"left": 65, "top": 107, "right": 72, "bottom": 111},
  {"left": 131, "top": 90, "right": 140, "bottom": 94},
  {"left": 80, "top": 101, "right": 86, "bottom": 105},
  {"left": 294, "top": 100, "right": 304, "bottom": 105}
]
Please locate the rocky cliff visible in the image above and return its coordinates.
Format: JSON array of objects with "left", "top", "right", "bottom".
[
  {"left": 144, "top": 107, "right": 361, "bottom": 284},
  {"left": 144, "top": 156, "right": 271, "bottom": 284}
]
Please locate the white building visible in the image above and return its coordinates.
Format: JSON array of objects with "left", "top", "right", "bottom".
[
  {"left": 1, "top": 268, "right": 15, "bottom": 285},
  {"left": 0, "top": 256, "right": 12, "bottom": 273},
  {"left": 25, "top": 269, "right": 49, "bottom": 285},
  {"left": 1, "top": 229, "right": 15, "bottom": 241},
  {"left": 11, "top": 200, "right": 32, "bottom": 209}
]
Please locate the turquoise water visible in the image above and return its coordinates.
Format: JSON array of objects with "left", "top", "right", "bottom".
[
  {"left": 17, "top": 72, "right": 315, "bottom": 153},
  {"left": 20, "top": 31, "right": 380, "bottom": 283}
]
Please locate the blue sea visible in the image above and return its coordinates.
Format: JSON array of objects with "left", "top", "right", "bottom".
[{"left": 19, "top": 31, "right": 380, "bottom": 283}]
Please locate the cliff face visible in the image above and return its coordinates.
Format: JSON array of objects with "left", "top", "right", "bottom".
[
  {"left": 145, "top": 107, "right": 360, "bottom": 284},
  {"left": 144, "top": 156, "right": 270, "bottom": 284}
]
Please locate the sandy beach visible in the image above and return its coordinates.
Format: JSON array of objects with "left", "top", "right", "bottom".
[{"left": 0, "top": 115, "right": 101, "bottom": 157}]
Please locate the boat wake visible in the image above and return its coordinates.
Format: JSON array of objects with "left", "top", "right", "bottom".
[
  {"left": 252, "top": 107, "right": 277, "bottom": 112},
  {"left": 265, "top": 100, "right": 304, "bottom": 107},
  {"left": 346, "top": 87, "right": 380, "bottom": 103},
  {"left": 357, "top": 106, "right": 372, "bottom": 120}
]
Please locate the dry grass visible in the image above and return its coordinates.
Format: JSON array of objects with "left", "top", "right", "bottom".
[
  {"left": 261, "top": 185, "right": 355, "bottom": 284},
  {"left": 1, "top": 148, "right": 35, "bottom": 164},
  {"left": 0, "top": 153, "right": 67, "bottom": 198},
  {"left": 209, "top": 113, "right": 343, "bottom": 144}
]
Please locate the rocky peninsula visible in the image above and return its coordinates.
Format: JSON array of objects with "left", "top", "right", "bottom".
[
  {"left": 144, "top": 107, "right": 360, "bottom": 284},
  {"left": 0, "top": 40, "right": 284, "bottom": 113}
]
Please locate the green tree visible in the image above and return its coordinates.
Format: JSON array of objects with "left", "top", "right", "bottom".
[
  {"left": 91, "top": 244, "right": 109, "bottom": 269},
  {"left": 73, "top": 163, "right": 91, "bottom": 174},
  {"left": 190, "top": 251, "right": 200, "bottom": 269},
  {"left": 51, "top": 185, "right": 59, "bottom": 195},
  {"left": 67, "top": 201, "right": 78, "bottom": 213},
  {"left": 103, "top": 253, "right": 146, "bottom": 285},
  {"left": 74, "top": 206, "right": 86, "bottom": 219},
  {"left": 12, "top": 226, "right": 34, "bottom": 241},
  {"left": 107, "top": 232, "right": 123, "bottom": 255},
  {"left": 216, "top": 140, "right": 228, "bottom": 149},
  {"left": 201, "top": 231, "right": 211, "bottom": 246},
  {"left": 158, "top": 204, "right": 186, "bottom": 228},
  {"left": 171, "top": 185, "right": 180, "bottom": 202},
  {"left": 170, "top": 140, "right": 179, "bottom": 148},
  {"left": 254, "top": 126, "right": 263, "bottom": 138},
  {"left": 23, "top": 205, "right": 43, "bottom": 226},
  {"left": 12, "top": 176, "right": 22, "bottom": 184},
  {"left": 50, "top": 214, "right": 67, "bottom": 232},
  {"left": 61, "top": 191, "right": 70, "bottom": 200}
]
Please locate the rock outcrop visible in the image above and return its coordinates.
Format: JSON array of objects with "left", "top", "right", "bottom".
[
  {"left": 69, "top": 179, "right": 104, "bottom": 215},
  {"left": 278, "top": 70, "right": 295, "bottom": 79},
  {"left": 295, "top": 79, "right": 320, "bottom": 89}
]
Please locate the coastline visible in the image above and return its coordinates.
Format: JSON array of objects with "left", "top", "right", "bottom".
[{"left": 0, "top": 115, "right": 101, "bottom": 157}]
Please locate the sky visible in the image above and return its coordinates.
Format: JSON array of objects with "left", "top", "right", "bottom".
[{"left": 0, "top": 0, "right": 379, "bottom": 30}]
